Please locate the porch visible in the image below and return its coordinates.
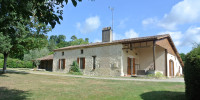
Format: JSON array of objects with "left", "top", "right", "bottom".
[{"left": 122, "top": 40, "right": 167, "bottom": 76}]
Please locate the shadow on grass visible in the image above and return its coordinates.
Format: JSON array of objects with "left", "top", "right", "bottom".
[
  {"left": 140, "top": 91, "right": 185, "bottom": 100},
  {"left": 0, "top": 87, "right": 30, "bottom": 100},
  {"left": 0, "top": 69, "right": 29, "bottom": 76}
]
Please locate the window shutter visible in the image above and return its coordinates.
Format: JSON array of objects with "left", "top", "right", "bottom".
[
  {"left": 77, "top": 58, "right": 79, "bottom": 65},
  {"left": 63, "top": 59, "right": 65, "bottom": 69},
  {"left": 127, "top": 57, "right": 131, "bottom": 75},
  {"left": 83, "top": 58, "right": 85, "bottom": 69},
  {"left": 59, "top": 59, "right": 61, "bottom": 69}
]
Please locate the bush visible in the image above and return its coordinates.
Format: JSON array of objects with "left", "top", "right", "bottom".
[
  {"left": 184, "top": 46, "right": 200, "bottom": 100},
  {"left": 147, "top": 72, "right": 165, "bottom": 79},
  {"left": 69, "top": 61, "right": 82, "bottom": 75},
  {"left": 2, "top": 58, "right": 33, "bottom": 68}
]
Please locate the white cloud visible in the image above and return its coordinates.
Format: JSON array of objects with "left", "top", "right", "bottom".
[
  {"left": 158, "top": 26, "right": 200, "bottom": 47},
  {"left": 158, "top": 31, "right": 183, "bottom": 46},
  {"left": 93, "top": 39, "right": 101, "bottom": 43},
  {"left": 143, "top": 0, "right": 200, "bottom": 30},
  {"left": 113, "top": 29, "right": 139, "bottom": 40},
  {"left": 118, "top": 18, "right": 128, "bottom": 28},
  {"left": 125, "top": 29, "right": 139, "bottom": 38},
  {"left": 142, "top": 18, "right": 158, "bottom": 26},
  {"left": 182, "top": 26, "right": 200, "bottom": 46},
  {"left": 76, "top": 16, "right": 101, "bottom": 33}
]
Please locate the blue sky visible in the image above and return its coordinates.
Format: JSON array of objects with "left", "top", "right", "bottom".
[{"left": 48, "top": 0, "right": 200, "bottom": 54}]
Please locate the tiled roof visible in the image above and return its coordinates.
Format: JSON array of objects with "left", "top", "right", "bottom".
[
  {"left": 54, "top": 34, "right": 170, "bottom": 51},
  {"left": 37, "top": 54, "right": 53, "bottom": 61}
]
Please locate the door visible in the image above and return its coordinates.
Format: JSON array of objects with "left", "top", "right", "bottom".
[
  {"left": 80, "top": 58, "right": 85, "bottom": 69},
  {"left": 127, "top": 57, "right": 135, "bottom": 75},
  {"left": 169, "top": 60, "right": 174, "bottom": 76}
]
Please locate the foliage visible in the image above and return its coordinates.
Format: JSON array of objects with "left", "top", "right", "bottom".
[
  {"left": 179, "top": 53, "right": 186, "bottom": 63},
  {"left": 0, "top": 33, "right": 12, "bottom": 54},
  {"left": 70, "top": 61, "right": 81, "bottom": 72},
  {"left": 69, "top": 61, "right": 82, "bottom": 75},
  {"left": 47, "top": 35, "right": 89, "bottom": 51},
  {"left": 0, "top": 58, "right": 33, "bottom": 68},
  {"left": 24, "top": 47, "right": 49, "bottom": 67},
  {"left": 184, "top": 45, "right": 200, "bottom": 100},
  {"left": 0, "top": 0, "right": 81, "bottom": 72},
  {"left": 69, "top": 35, "right": 89, "bottom": 46},
  {"left": 0, "top": 53, "right": 3, "bottom": 59},
  {"left": 147, "top": 72, "right": 165, "bottom": 79}
]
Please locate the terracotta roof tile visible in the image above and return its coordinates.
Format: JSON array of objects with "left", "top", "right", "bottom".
[
  {"left": 54, "top": 34, "right": 170, "bottom": 51},
  {"left": 37, "top": 54, "right": 53, "bottom": 61}
]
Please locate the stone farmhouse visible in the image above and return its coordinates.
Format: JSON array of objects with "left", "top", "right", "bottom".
[{"left": 47, "top": 27, "right": 183, "bottom": 77}]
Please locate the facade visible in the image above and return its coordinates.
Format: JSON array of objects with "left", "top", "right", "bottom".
[
  {"left": 53, "top": 27, "right": 183, "bottom": 77},
  {"left": 37, "top": 55, "right": 53, "bottom": 71}
]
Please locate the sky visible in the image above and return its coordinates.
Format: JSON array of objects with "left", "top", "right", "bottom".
[{"left": 48, "top": 0, "right": 200, "bottom": 54}]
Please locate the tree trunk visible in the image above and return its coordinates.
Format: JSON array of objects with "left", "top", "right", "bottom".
[{"left": 3, "top": 53, "right": 8, "bottom": 74}]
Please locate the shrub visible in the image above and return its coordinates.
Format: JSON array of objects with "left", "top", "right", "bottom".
[
  {"left": 69, "top": 61, "right": 82, "bottom": 75},
  {"left": 147, "top": 72, "right": 165, "bottom": 79},
  {"left": 6, "top": 58, "right": 33, "bottom": 68},
  {"left": 70, "top": 61, "right": 81, "bottom": 72},
  {"left": 184, "top": 46, "right": 200, "bottom": 100}
]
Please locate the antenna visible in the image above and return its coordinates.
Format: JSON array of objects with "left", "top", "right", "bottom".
[{"left": 108, "top": 6, "right": 114, "bottom": 32}]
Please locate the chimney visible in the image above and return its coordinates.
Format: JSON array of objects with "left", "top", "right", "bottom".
[{"left": 102, "top": 27, "right": 113, "bottom": 42}]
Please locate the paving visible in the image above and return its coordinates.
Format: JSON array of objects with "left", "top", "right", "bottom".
[{"left": 2, "top": 69, "right": 184, "bottom": 83}]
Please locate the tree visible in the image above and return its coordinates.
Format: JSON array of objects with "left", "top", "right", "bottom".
[
  {"left": 0, "top": 33, "right": 12, "bottom": 73},
  {"left": 184, "top": 45, "right": 200, "bottom": 100},
  {"left": 0, "top": 0, "right": 82, "bottom": 73},
  {"left": 69, "top": 35, "right": 89, "bottom": 46},
  {"left": 179, "top": 53, "right": 186, "bottom": 63},
  {"left": 24, "top": 47, "right": 50, "bottom": 68},
  {"left": 71, "top": 35, "right": 77, "bottom": 41}
]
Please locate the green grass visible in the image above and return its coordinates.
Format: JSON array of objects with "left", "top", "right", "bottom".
[{"left": 0, "top": 72, "right": 185, "bottom": 100}]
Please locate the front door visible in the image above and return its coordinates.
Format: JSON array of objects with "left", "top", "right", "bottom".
[
  {"left": 169, "top": 60, "right": 174, "bottom": 76},
  {"left": 127, "top": 57, "right": 135, "bottom": 75}
]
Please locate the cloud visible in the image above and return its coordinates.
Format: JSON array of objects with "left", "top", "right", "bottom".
[
  {"left": 158, "top": 31, "right": 183, "bottom": 46},
  {"left": 118, "top": 18, "right": 129, "bottom": 28},
  {"left": 76, "top": 16, "right": 101, "bottom": 33},
  {"left": 93, "top": 39, "right": 101, "bottom": 43},
  {"left": 143, "top": 0, "right": 200, "bottom": 30},
  {"left": 125, "top": 29, "right": 139, "bottom": 38},
  {"left": 142, "top": 18, "right": 158, "bottom": 26},
  {"left": 113, "top": 29, "right": 139, "bottom": 40},
  {"left": 182, "top": 26, "right": 200, "bottom": 46},
  {"left": 158, "top": 26, "right": 200, "bottom": 47}
]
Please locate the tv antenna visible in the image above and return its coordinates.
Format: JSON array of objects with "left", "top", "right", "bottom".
[{"left": 108, "top": 6, "right": 114, "bottom": 32}]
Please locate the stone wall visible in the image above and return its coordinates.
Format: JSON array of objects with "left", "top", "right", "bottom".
[{"left": 53, "top": 44, "right": 123, "bottom": 76}]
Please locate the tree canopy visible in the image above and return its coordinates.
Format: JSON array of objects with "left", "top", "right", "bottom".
[{"left": 0, "top": 0, "right": 82, "bottom": 73}]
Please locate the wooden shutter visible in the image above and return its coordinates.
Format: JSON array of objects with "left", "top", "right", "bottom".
[
  {"left": 59, "top": 59, "right": 61, "bottom": 69},
  {"left": 83, "top": 58, "right": 85, "bottom": 69},
  {"left": 127, "top": 57, "right": 131, "bottom": 75},
  {"left": 77, "top": 58, "right": 79, "bottom": 65},
  {"left": 133, "top": 58, "right": 135, "bottom": 74},
  {"left": 63, "top": 59, "right": 65, "bottom": 69}
]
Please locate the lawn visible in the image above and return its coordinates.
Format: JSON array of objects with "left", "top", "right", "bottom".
[{"left": 0, "top": 72, "right": 185, "bottom": 100}]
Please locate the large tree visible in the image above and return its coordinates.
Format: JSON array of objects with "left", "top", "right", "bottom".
[{"left": 0, "top": 0, "right": 81, "bottom": 73}]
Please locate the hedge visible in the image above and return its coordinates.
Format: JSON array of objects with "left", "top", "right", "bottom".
[
  {"left": 184, "top": 46, "right": 200, "bottom": 100},
  {"left": 0, "top": 58, "right": 33, "bottom": 68}
]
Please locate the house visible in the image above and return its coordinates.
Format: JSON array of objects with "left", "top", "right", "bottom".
[
  {"left": 37, "top": 54, "right": 53, "bottom": 71},
  {"left": 53, "top": 27, "right": 183, "bottom": 77}
]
